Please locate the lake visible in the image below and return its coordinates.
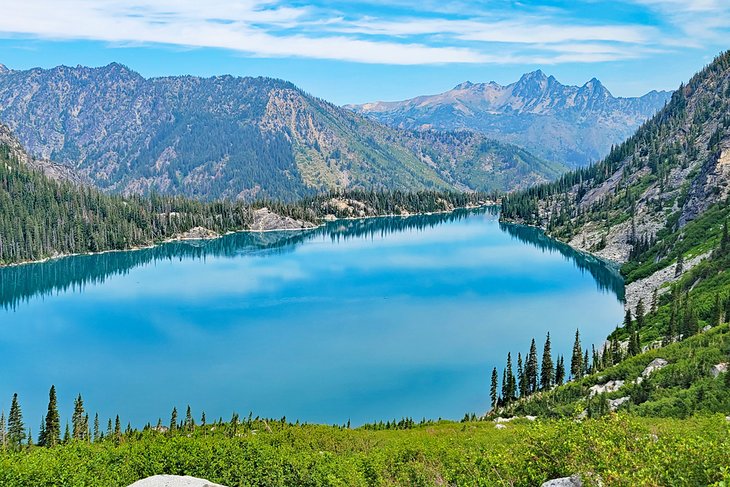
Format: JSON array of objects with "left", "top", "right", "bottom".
[{"left": 0, "top": 208, "right": 624, "bottom": 428}]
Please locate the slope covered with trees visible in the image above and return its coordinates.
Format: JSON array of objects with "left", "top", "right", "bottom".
[{"left": 0, "top": 125, "right": 489, "bottom": 266}]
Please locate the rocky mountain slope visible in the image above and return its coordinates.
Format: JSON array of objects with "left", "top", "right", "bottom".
[
  {"left": 349, "top": 71, "right": 671, "bottom": 168},
  {"left": 0, "top": 63, "right": 563, "bottom": 200},
  {"left": 501, "top": 51, "right": 730, "bottom": 312}
]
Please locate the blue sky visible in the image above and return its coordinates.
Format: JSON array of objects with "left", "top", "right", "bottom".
[{"left": 0, "top": 0, "right": 727, "bottom": 104}]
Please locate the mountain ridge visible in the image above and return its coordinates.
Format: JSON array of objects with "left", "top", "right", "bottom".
[
  {"left": 348, "top": 71, "right": 672, "bottom": 168},
  {"left": 0, "top": 63, "right": 563, "bottom": 200}
]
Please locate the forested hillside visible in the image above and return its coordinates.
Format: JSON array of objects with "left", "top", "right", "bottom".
[
  {"left": 493, "top": 51, "right": 730, "bottom": 424},
  {"left": 0, "top": 124, "right": 488, "bottom": 266},
  {"left": 0, "top": 63, "right": 562, "bottom": 200}
]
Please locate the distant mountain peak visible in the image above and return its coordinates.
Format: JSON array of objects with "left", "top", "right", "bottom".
[
  {"left": 0, "top": 63, "right": 10, "bottom": 75},
  {"left": 349, "top": 70, "right": 673, "bottom": 168},
  {"left": 454, "top": 81, "right": 475, "bottom": 90}
]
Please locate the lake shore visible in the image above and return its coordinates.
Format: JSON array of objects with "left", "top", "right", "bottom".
[{"left": 1, "top": 202, "right": 494, "bottom": 269}]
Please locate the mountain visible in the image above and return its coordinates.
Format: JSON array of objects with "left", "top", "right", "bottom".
[
  {"left": 0, "top": 63, "right": 564, "bottom": 201},
  {"left": 348, "top": 70, "right": 672, "bottom": 168}
]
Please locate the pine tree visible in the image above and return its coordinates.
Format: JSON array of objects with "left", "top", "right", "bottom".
[
  {"left": 570, "top": 329, "right": 583, "bottom": 379},
  {"left": 651, "top": 289, "right": 659, "bottom": 313},
  {"left": 489, "top": 367, "right": 498, "bottom": 408},
  {"left": 540, "top": 333, "right": 553, "bottom": 390},
  {"left": 517, "top": 353, "right": 526, "bottom": 398},
  {"left": 114, "top": 416, "right": 121, "bottom": 440},
  {"left": 170, "top": 407, "right": 178, "bottom": 432},
  {"left": 72, "top": 394, "right": 86, "bottom": 440},
  {"left": 37, "top": 417, "right": 46, "bottom": 447},
  {"left": 610, "top": 332, "right": 622, "bottom": 365},
  {"left": 93, "top": 413, "right": 100, "bottom": 442},
  {"left": 505, "top": 352, "right": 516, "bottom": 403},
  {"left": 106, "top": 419, "right": 113, "bottom": 438},
  {"left": 635, "top": 299, "right": 645, "bottom": 329},
  {"left": 185, "top": 405, "right": 194, "bottom": 431},
  {"left": 526, "top": 338, "right": 539, "bottom": 394},
  {"left": 201, "top": 412, "right": 206, "bottom": 427},
  {"left": 0, "top": 410, "right": 6, "bottom": 448},
  {"left": 8, "top": 394, "right": 25, "bottom": 450},
  {"left": 623, "top": 308, "right": 633, "bottom": 330},
  {"left": 721, "top": 219, "right": 729, "bottom": 253},
  {"left": 555, "top": 356, "right": 565, "bottom": 386},
  {"left": 44, "top": 385, "right": 61, "bottom": 447},
  {"left": 675, "top": 253, "right": 684, "bottom": 277},
  {"left": 63, "top": 423, "right": 70, "bottom": 443}
]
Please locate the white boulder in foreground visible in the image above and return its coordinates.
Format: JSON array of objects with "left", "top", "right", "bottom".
[
  {"left": 541, "top": 474, "right": 582, "bottom": 486},
  {"left": 128, "top": 475, "right": 227, "bottom": 487}
]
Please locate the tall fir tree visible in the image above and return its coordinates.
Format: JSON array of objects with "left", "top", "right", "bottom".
[
  {"left": 44, "top": 385, "right": 61, "bottom": 447},
  {"left": 72, "top": 394, "right": 86, "bottom": 440},
  {"left": 517, "top": 353, "right": 526, "bottom": 398},
  {"left": 489, "top": 367, "right": 498, "bottom": 408},
  {"left": 555, "top": 356, "right": 565, "bottom": 386},
  {"left": 0, "top": 410, "right": 5, "bottom": 448},
  {"left": 8, "top": 394, "right": 25, "bottom": 450},
  {"left": 170, "top": 407, "right": 178, "bottom": 432},
  {"left": 635, "top": 299, "right": 646, "bottom": 330},
  {"left": 185, "top": 406, "right": 194, "bottom": 431},
  {"left": 540, "top": 333, "right": 553, "bottom": 391},
  {"left": 526, "top": 338, "right": 539, "bottom": 394},
  {"left": 505, "top": 352, "right": 516, "bottom": 403},
  {"left": 93, "top": 413, "right": 100, "bottom": 442},
  {"left": 570, "top": 329, "right": 583, "bottom": 379}
]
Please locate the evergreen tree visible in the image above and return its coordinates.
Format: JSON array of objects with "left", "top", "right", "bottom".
[
  {"left": 635, "top": 299, "right": 645, "bottom": 329},
  {"left": 0, "top": 410, "right": 5, "bottom": 448},
  {"left": 623, "top": 308, "right": 633, "bottom": 330},
  {"left": 170, "top": 407, "right": 178, "bottom": 432},
  {"left": 114, "top": 416, "right": 121, "bottom": 440},
  {"left": 185, "top": 405, "right": 194, "bottom": 431},
  {"left": 63, "top": 423, "right": 70, "bottom": 443},
  {"left": 106, "top": 419, "right": 112, "bottom": 438},
  {"left": 610, "top": 333, "right": 622, "bottom": 365},
  {"left": 44, "top": 385, "right": 61, "bottom": 447},
  {"left": 583, "top": 349, "right": 590, "bottom": 376},
  {"left": 37, "top": 417, "right": 45, "bottom": 447},
  {"left": 489, "top": 367, "right": 498, "bottom": 408},
  {"left": 540, "top": 333, "right": 553, "bottom": 390},
  {"left": 721, "top": 219, "right": 729, "bottom": 253},
  {"left": 517, "top": 353, "right": 527, "bottom": 398},
  {"left": 555, "top": 356, "right": 565, "bottom": 386},
  {"left": 505, "top": 352, "right": 516, "bottom": 403},
  {"left": 201, "top": 411, "right": 206, "bottom": 427},
  {"left": 8, "top": 394, "right": 25, "bottom": 450},
  {"left": 651, "top": 289, "right": 659, "bottom": 313},
  {"left": 675, "top": 253, "right": 684, "bottom": 277},
  {"left": 72, "top": 394, "right": 86, "bottom": 440},
  {"left": 570, "top": 329, "right": 583, "bottom": 379},
  {"left": 93, "top": 413, "right": 100, "bottom": 442},
  {"left": 526, "top": 338, "right": 539, "bottom": 394}
]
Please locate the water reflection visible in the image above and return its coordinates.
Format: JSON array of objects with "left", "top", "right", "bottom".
[
  {"left": 499, "top": 222, "right": 624, "bottom": 300},
  {"left": 0, "top": 207, "right": 624, "bottom": 309}
]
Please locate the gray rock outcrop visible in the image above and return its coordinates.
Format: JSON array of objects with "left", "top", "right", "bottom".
[
  {"left": 588, "top": 379, "right": 624, "bottom": 397},
  {"left": 250, "top": 208, "right": 317, "bottom": 231},
  {"left": 710, "top": 363, "right": 728, "bottom": 378},
  {"left": 608, "top": 396, "right": 630, "bottom": 411},
  {"left": 642, "top": 358, "right": 668, "bottom": 377}
]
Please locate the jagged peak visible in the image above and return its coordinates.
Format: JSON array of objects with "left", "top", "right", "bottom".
[
  {"left": 0, "top": 63, "right": 9, "bottom": 75},
  {"left": 453, "top": 81, "right": 475, "bottom": 90}
]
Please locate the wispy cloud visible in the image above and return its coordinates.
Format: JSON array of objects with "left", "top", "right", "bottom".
[{"left": 0, "top": 0, "right": 722, "bottom": 65}]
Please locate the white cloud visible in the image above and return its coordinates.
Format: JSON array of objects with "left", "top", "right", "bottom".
[{"left": 0, "top": 0, "right": 716, "bottom": 65}]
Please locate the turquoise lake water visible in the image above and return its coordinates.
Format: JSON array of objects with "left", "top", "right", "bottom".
[{"left": 0, "top": 208, "right": 624, "bottom": 427}]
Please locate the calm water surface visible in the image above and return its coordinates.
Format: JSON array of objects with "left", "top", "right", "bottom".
[{"left": 0, "top": 209, "right": 624, "bottom": 426}]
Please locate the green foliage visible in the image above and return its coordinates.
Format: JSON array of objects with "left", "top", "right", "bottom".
[{"left": 0, "top": 413, "right": 728, "bottom": 486}]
